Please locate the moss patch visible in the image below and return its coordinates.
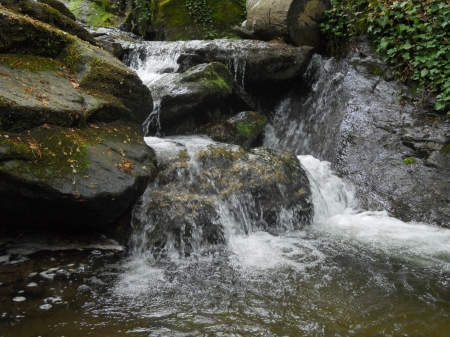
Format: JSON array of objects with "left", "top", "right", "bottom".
[
  {"left": 68, "top": 0, "right": 117, "bottom": 27},
  {"left": 0, "top": 54, "right": 62, "bottom": 72},
  {"left": 0, "top": 121, "right": 144, "bottom": 181}
]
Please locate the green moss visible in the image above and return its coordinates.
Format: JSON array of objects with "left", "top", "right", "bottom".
[
  {"left": 0, "top": 122, "right": 143, "bottom": 181},
  {"left": 235, "top": 122, "right": 255, "bottom": 138},
  {"left": 58, "top": 41, "right": 82, "bottom": 73},
  {"left": 441, "top": 144, "right": 450, "bottom": 155},
  {"left": 68, "top": 0, "right": 116, "bottom": 27},
  {"left": 0, "top": 54, "right": 62, "bottom": 72},
  {"left": 403, "top": 156, "right": 415, "bottom": 164},
  {"left": 0, "top": 8, "right": 74, "bottom": 57}
]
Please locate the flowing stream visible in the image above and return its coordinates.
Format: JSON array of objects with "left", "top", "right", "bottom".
[{"left": 1, "top": 41, "right": 450, "bottom": 337}]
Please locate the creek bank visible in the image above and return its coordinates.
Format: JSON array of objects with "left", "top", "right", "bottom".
[
  {"left": 0, "top": 4, "right": 155, "bottom": 231},
  {"left": 268, "top": 38, "right": 450, "bottom": 227}
]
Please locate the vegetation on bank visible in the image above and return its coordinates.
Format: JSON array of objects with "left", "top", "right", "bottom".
[
  {"left": 321, "top": 0, "right": 450, "bottom": 112},
  {"left": 133, "top": 0, "right": 245, "bottom": 39}
]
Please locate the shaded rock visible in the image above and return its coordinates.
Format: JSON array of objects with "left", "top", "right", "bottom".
[
  {"left": 197, "top": 111, "right": 267, "bottom": 147},
  {"left": 1, "top": 0, "right": 100, "bottom": 47},
  {"left": 268, "top": 37, "right": 450, "bottom": 227},
  {"left": 37, "top": 0, "right": 76, "bottom": 21},
  {"left": 176, "top": 53, "right": 208, "bottom": 73},
  {"left": 144, "top": 62, "right": 255, "bottom": 135},
  {"left": 231, "top": 26, "right": 260, "bottom": 40},
  {"left": 95, "top": 35, "right": 124, "bottom": 58},
  {"left": 132, "top": 136, "right": 313, "bottom": 256},
  {"left": 0, "top": 121, "right": 157, "bottom": 230}
]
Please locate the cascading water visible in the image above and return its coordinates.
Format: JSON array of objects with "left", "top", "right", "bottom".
[{"left": 2, "top": 39, "right": 450, "bottom": 337}]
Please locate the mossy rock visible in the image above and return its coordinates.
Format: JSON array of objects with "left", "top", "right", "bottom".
[
  {"left": 146, "top": 62, "right": 255, "bottom": 135},
  {"left": 0, "top": 33, "right": 152, "bottom": 131},
  {"left": 37, "top": 0, "right": 76, "bottom": 21},
  {"left": 134, "top": 137, "right": 313, "bottom": 256},
  {"left": 197, "top": 111, "right": 267, "bottom": 147},
  {"left": 0, "top": 121, "right": 157, "bottom": 230},
  {"left": 1, "top": 0, "right": 100, "bottom": 46}
]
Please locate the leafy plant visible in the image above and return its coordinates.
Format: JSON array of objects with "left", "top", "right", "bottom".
[
  {"left": 403, "top": 156, "right": 415, "bottom": 164},
  {"left": 321, "top": 0, "right": 450, "bottom": 112}
]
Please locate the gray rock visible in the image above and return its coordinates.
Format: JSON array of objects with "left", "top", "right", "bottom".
[
  {"left": 132, "top": 137, "right": 313, "bottom": 256},
  {"left": 0, "top": 122, "right": 157, "bottom": 230},
  {"left": 269, "top": 37, "right": 450, "bottom": 227},
  {"left": 197, "top": 111, "right": 267, "bottom": 147},
  {"left": 144, "top": 62, "right": 255, "bottom": 135}
]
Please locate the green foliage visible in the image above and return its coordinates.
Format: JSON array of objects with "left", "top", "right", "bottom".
[
  {"left": 235, "top": 0, "right": 246, "bottom": 18},
  {"left": 134, "top": 0, "right": 154, "bottom": 23},
  {"left": 321, "top": 0, "right": 450, "bottom": 112},
  {"left": 403, "top": 156, "right": 415, "bottom": 164},
  {"left": 186, "top": 0, "right": 215, "bottom": 38}
]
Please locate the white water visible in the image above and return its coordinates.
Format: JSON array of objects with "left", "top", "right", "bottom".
[{"left": 114, "top": 44, "right": 450, "bottom": 335}]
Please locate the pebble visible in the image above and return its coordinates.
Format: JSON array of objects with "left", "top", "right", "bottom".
[
  {"left": 39, "top": 304, "right": 52, "bottom": 310},
  {"left": 12, "top": 296, "right": 26, "bottom": 302},
  {"left": 27, "top": 282, "right": 38, "bottom": 287}
]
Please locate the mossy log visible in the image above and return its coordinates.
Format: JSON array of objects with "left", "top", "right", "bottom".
[{"left": 245, "top": 0, "right": 331, "bottom": 47}]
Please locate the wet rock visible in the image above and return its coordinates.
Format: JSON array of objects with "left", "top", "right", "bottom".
[
  {"left": 123, "top": 40, "right": 314, "bottom": 87},
  {"left": 182, "top": 40, "right": 314, "bottom": 84},
  {"left": 95, "top": 35, "right": 124, "bottom": 58},
  {"left": 132, "top": 136, "right": 313, "bottom": 256},
  {"left": 176, "top": 53, "right": 208, "bottom": 73},
  {"left": 231, "top": 26, "right": 260, "bottom": 40},
  {"left": 0, "top": 121, "right": 157, "bottom": 230},
  {"left": 269, "top": 37, "right": 450, "bottom": 227},
  {"left": 145, "top": 62, "right": 255, "bottom": 135},
  {"left": 197, "top": 111, "right": 267, "bottom": 147}
]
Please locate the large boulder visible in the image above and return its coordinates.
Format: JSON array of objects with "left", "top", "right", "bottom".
[
  {"left": 245, "top": 0, "right": 331, "bottom": 48},
  {"left": 144, "top": 62, "right": 255, "bottom": 135},
  {"left": 268, "top": 38, "right": 450, "bottom": 227},
  {"left": 0, "top": 8, "right": 153, "bottom": 130},
  {"left": 0, "top": 121, "right": 157, "bottom": 230},
  {"left": 0, "top": 7, "right": 155, "bottom": 230},
  {"left": 132, "top": 136, "right": 313, "bottom": 256}
]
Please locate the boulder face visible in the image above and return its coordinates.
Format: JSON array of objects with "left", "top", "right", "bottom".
[
  {"left": 131, "top": 136, "right": 313, "bottom": 257},
  {"left": 0, "top": 121, "right": 157, "bottom": 230},
  {"left": 0, "top": 6, "right": 156, "bottom": 231},
  {"left": 268, "top": 38, "right": 450, "bottom": 227},
  {"left": 0, "top": 8, "right": 153, "bottom": 131},
  {"left": 245, "top": 0, "right": 331, "bottom": 48},
  {"left": 144, "top": 62, "right": 255, "bottom": 136}
]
